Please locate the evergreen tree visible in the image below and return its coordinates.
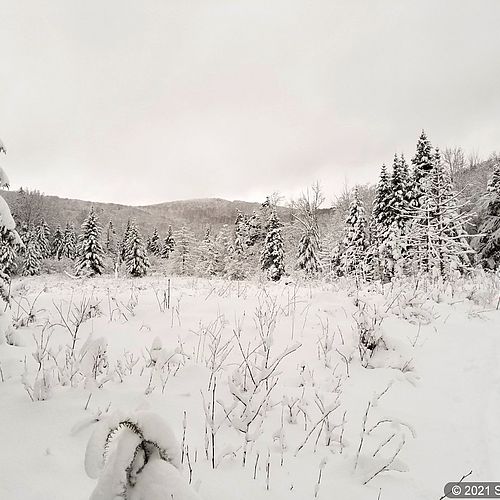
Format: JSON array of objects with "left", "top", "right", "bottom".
[
  {"left": 36, "top": 219, "right": 51, "bottom": 258},
  {"left": 335, "top": 187, "right": 369, "bottom": 277},
  {"left": 260, "top": 209, "right": 285, "bottom": 281},
  {"left": 212, "top": 225, "right": 233, "bottom": 276},
  {"left": 105, "top": 220, "right": 117, "bottom": 256},
  {"left": 370, "top": 164, "right": 392, "bottom": 245},
  {"left": 148, "top": 227, "right": 162, "bottom": 256},
  {"left": 51, "top": 225, "right": 64, "bottom": 260},
  {"left": 0, "top": 229, "right": 19, "bottom": 278},
  {"left": 23, "top": 238, "right": 42, "bottom": 276},
  {"left": 161, "top": 225, "right": 175, "bottom": 259},
  {"left": 124, "top": 221, "right": 150, "bottom": 277},
  {"left": 389, "top": 154, "right": 411, "bottom": 231},
  {"left": 172, "top": 226, "right": 196, "bottom": 275},
  {"left": 233, "top": 210, "right": 247, "bottom": 255},
  {"left": 120, "top": 220, "right": 132, "bottom": 263},
  {"left": 196, "top": 227, "right": 215, "bottom": 276},
  {"left": 406, "top": 149, "right": 474, "bottom": 277},
  {"left": 62, "top": 222, "right": 77, "bottom": 259},
  {"left": 247, "top": 197, "right": 274, "bottom": 247},
  {"left": 0, "top": 140, "right": 22, "bottom": 302},
  {"left": 75, "top": 207, "right": 105, "bottom": 276},
  {"left": 472, "top": 160, "right": 500, "bottom": 268},
  {"left": 296, "top": 231, "right": 321, "bottom": 276},
  {"left": 411, "top": 130, "right": 434, "bottom": 208}
]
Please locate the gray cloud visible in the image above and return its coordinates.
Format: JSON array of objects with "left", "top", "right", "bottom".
[{"left": 1, "top": 0, "right": 499, "bottom": 206}]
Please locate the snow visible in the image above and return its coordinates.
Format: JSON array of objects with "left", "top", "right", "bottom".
[
  {"left": 0, "top": 273, "right": 499, "bottom": 499},
  {"left": 0, "top": 195, "right": 16, "bottom": 231},
  {"left": 0, "top": 165, "right": 10, "bottom": 189}
]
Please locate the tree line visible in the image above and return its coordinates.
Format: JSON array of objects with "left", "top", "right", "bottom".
[{"left": 0, "top": 130, "right": 499, "bottom": 283}]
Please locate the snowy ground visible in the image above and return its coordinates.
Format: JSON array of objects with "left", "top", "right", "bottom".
[{"left": 1, "top": 273, "right": 499, "bottom": 499}]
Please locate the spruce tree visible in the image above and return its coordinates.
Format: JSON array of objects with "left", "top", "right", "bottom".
[
  {"left": 406, "top": 149, "right": 474, "bottom": 277},
  {"left": 105, "top": 220, "right": 117, "bottom": 256},
  {"left": 370, "top": 164, "right": 392, "bottom": 245},
  {"left": 120, "top": 220, "right": 132, "bottom": 263},
  {"left": 124, "top": 221, "right": 150, "bottom": 277},
  {"left": 36, "top": 219, "right": 51, "bottom": 259},
  {"left": 62, "top": 222, "right": 77, "bottom": 259},
  {"left": 336, "top": 187, "right": 369, "bottom": 277},
  {"left": 411, "top": 130, "right": 434, "bottom": 208},
  {"left": 472, "top": 160, "right": 500, "bottom": 268},
  {"left": 0, "top": 230, "right": 19, "bottom": 278},
  {"left": 0, "top": 140, "right": 22, "bottom": 302},
  {"left": 233, "top": 210, "right": 247, "bottom": 255},
  {"left": 246, "top": 210, "right": 261, "bottom": 247},
  {"left": 148, "top": 227, "right": 161, "bottom": 256},
  {"left": 172, "top": 226, "right": 196, "bottom": 275},
  {"left": 75, "top": 207, "right": 105, "bottom": 276},
  {"left": 51, "top": 225, "right": 64, "bottom": 260},
  {"left": 196, "top": 227, "right": 215, "bottom": 276},
  {"left": 161, "top": 225, "right": 175, "bottom": 259},
  {"left": 260, "top": 209, "right": 285, "bottom": 281},
  {"left": 23, "top": 238, "right": 42, "bottom": 276},
  {"left": 296, "top": 231, "right": 321, "bottom": 276},
  {"left": 389, "top": 154, "right": 411, "bottom": 231}
]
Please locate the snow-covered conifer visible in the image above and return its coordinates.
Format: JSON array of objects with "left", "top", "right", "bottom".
[
  {"left": 172, "top": 226, "right": 196, "bottom": 275},
  {"left": 233, "top": 210, "right": 247, "bottom": 255},
  {"left": 260, "top": 209, "right": 285, "bottom": 281},
  {"left": 148, "top": 227, "right": 162, "bottom": 256},
  {"left": 370, "top": 164, "right": 392, "bottom": 244},
  {"left": 62, "top": 222, "right": 77, "bottom": 259},
  {"left": 472, "top": 160, "right": 500, "bottom": 268},
  {"left": 389, "top": 154, "right": 411, "bottom": 231},
  {"left": 119, "top": 220, "right": 131, "bottom": 263},
  {"left": 296, "top": 231, "right": 321, "bottom": 276},
  {"left": 411, "top": 130, "right": 434, "bottom": 208},
  {"left": 0, "top": 139, "right": 22, "bottom": 304},
  {"left": 51, "top": 225, "right": 64, "bottom": 260},
  {"left": 75, "top": 207, "right": 105, "bottom": 276},
  {"left": 161, "top": 225, "right": 175, "bottom": 259},
  {"left": 23, "top": 238, "right": 42, "bottom": 276},
  {"left": 35, "top": 219, "right": 51, "bottom": 258},
  {"left": 124, "top": 221, "right": 150, "bottom": 277},
  {"left": 336, "top": 187, "right": 369, "bottom": 277},
  {"left": 406, "top": 149, "right": 474, "bottom": 277},
  {"left": 105, "top": 220, "right": 116, "bottom": 256}
]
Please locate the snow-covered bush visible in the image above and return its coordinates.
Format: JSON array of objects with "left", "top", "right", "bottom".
[{"left": 85, "top": 411, "right": 201, "bottom": 500}]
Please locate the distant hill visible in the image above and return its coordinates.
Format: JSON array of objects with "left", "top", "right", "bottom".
[{"left": 0, "top": 191, "right": 304, "bottom": 237}]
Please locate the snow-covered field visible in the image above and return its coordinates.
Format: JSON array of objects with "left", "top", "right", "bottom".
[{"left": 1, "top": 274, "right": 499, "bottom": 499}]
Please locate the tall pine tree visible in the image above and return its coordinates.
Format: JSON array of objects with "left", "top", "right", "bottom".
[
  {"left": 62, "top": 222, "right": 77, "bottom": 259},
  {"left": 472, "top": 160, "right": 500, "bottom": 268},
  {"left": 51, "top": 225, "right": 64, "bottom": 260},
  {"left": 172, "top": 226, "right": 196, "bottom": 275},
  {"left": 0, "top": 139, "right": 22, "bottom": 303},
  {"left": 334, "top": 187, "right": 369, "bottom": 277},
  {"left": 105, "top": 220, "right": 117, "bottom": 257},
  {"left": 406, "top": 149, "right": 474, "bottom": 277},
  {"left": 260, "top": 209, "right": 285, "bottom": 281},
  {"left": 23, "top": 238, "right": 42, "bottom": 276},
  {"left": 75, "top": 207, "right": 105, "bottom": 276},
  {"left": 124, "top": 221, "right": 150, "bottom": 277},
  {"left": 120, "top": 220, "right": 132, "bottom": 263},
  {"left": 161, "top": 225, "right": 175, "bottom": 259},
  {"left": 411, "top": 130, "right": 434, "bottom": 208},
  {"left": 36, "top": 219, "right": 51, "bottom": 259},
  {"left": 148, "top": 227, "right": 162, "bottom": 256}
]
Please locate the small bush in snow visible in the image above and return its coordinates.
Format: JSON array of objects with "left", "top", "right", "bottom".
[{"left": 85, "top": 411, "right": 201, "bottom": 500}]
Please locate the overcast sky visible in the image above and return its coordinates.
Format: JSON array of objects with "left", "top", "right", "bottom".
[{"left": 1, "top": 0, "right": 500, "bottom": 206}]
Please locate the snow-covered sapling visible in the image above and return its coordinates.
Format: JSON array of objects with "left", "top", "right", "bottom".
[{"left": 85, "top": 411, "right": 201, "bottom": 500}]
